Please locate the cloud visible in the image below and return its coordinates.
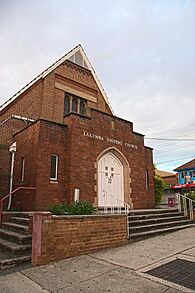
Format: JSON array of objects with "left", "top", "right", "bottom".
[{"left": 0, "top": 0, "right": 194, "bottom": 171}]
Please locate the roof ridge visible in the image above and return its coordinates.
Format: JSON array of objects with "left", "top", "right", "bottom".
[
  {"left": 0, "top": 44, "right": 114, "bottom": 114},
  {"left": 173, "top": 158, "right": 195, "bottom": 171}
]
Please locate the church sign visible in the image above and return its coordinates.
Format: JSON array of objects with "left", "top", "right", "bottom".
[{"left": 83, "top": 131, "right": 138, "bottom": 149}]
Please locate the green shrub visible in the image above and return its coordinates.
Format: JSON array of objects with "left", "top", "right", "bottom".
[
  {"left": 154, "top": 174, "right": 165, "bottom": 206},
  {"left": 69, "top": 201, "right": 96, "bottom": 215},
  {"left": 47, "top": 201, "right": 96, "bottom": 215},
  {"left": 47, "top": 203, "right": 69, "bottom": 215}
]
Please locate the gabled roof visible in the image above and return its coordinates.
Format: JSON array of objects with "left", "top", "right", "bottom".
[
  {"left": 156, "top": 170, "right": 176, "bottom": 177},
  {"left": 0, "top": 44, "right": 114, "bottom": 114},
  {"left": 173, "top": 158, "right": 195, "bottom": 171}
]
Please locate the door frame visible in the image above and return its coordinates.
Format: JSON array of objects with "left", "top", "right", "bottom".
[{"left": 96, "top": 147, "right": 131, "bottom": 207}]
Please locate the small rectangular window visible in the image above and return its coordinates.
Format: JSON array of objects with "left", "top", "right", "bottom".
[
  {"left": 145, "top": 169, "right": 149, "bottom": 188},
  {"left": 50, "top": 154, "right": 58, "bottom": 180},
  {"left": 21, "top": 157, "right": 25, "bottom": 181},
  {"left": 192, "top": 170, "right": 195, "bottom": 177}
]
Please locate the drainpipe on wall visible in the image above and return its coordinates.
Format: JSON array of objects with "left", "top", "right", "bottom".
[{"left": 8, "top": 142, "right": 17, "bottom": 210}]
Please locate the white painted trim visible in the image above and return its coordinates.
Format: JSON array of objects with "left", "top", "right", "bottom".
[
  {"left": 0, "top": 44, "right": 114, "bottom": 114},
  {"left": 0, "top": 114, "right": 35, "bottom": 126},
  {"left": 55, "top": 82, "right": 97, "bottom": 103},
  {"left": 50, "top": 154, "right": 58, "bottom": 181},
  {"left": 79, "top": 47, "right": 114, "bottom": 114},
  {"left": 8, "top": 142, "right": 17, "bottom": 210}
]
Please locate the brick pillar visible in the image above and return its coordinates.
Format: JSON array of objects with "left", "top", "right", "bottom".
[{"left": 31, "top": 212, "right": 52, "bottom": 266}]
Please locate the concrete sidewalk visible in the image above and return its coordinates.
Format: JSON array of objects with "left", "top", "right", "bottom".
[{"left": 0, "top": 227, "right": 195, "bottom": 293}]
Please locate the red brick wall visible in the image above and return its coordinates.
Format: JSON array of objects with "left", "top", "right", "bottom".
[
  {"left": 11, "top": 109, "right": 154, "bottom": 211},
  {"left": 0, "top": 81, "right": 43, "bottom": 197},
  {"left": 35, "top": 121, "right": 67, "bottom": 210},
  {"left": 0, "top": 60, "right": 112, "bottom": 198},
  {"left": 11, "top": 122, "right": 40, "bottom": 210},
  {"left": 54, "top": 61, "right": 112, "bottom": 116},
  {"left": 64, "top": 110, "right": 155, "bottom": 209},
  {"left": 13, "top": 120, "right": 67, "bottom": 210},
  {"left": 39, "top": 61, "right": 112, "bottom": 124},
  {"left": 32, "top": 212, "right": 128, "bottom": 266}
]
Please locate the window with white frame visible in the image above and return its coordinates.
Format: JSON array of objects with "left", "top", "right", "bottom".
[
  {"left": 50, "top": 154, "right": 58, "bottom": 180},
  {"left": 21, "top": 157, "right": 25, "bottom": 182}
]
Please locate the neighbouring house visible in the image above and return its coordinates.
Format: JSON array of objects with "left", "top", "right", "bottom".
[
  {"left": 0, "top": 44, "right": 155, "bottom": 211},
  {"left": 173, "top": 159, "right": 195, "bottom": 185},
  {"left": 156, "top": 170, "right": 178, "bottom": 186}
]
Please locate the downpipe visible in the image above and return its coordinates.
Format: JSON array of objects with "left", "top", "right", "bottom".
[{"left": 8, "top": 142, "right": 16, "bottom": 210}]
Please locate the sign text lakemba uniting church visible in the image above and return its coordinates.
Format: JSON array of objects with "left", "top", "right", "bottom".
[{"left": 83, "top": 131, "right": 138, "bottom": 150}]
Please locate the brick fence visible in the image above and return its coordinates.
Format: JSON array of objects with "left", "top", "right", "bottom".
[{"left": 32, "top": 212, "right": 128, "bottom": 266}]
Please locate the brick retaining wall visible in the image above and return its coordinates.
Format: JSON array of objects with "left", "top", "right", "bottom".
[{"left": 32, "top": 212, "right": 128, "bottom": 266}]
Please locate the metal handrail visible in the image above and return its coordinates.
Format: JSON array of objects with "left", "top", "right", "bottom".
[
  {"left": 0, "top": 186, "right": 36, "bottom": 226},
  {"left": 176, "top": 193, "right": 195, "bottom": 220},
  {"left": 102, "top": 193, "right": 131, "bottom": 214}
]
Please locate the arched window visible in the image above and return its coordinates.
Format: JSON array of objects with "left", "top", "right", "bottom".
[
  {"left": 72, "top": 96, "right": 77, "bottom": 112},
  {"left": 64, "top": 92, "right": 87, "bottom": 116},
  {"left": 64, "top": 94, "right": 70, "bottom": 115},
  {"left": 79, "top": 99, "right": 86, "bottom": 115}
]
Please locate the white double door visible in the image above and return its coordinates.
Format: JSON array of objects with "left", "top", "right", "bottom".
[{"left": 98, "top": 152, "right": 124, "bottom": 207}]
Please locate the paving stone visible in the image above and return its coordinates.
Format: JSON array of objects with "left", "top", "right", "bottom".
[
  {"left": 22, "top": 255, "right": 116, "bottom": 292},
  {"left": 182, "top": 247, "right": 195, "bottom": 257},
  {"left": 91, "top": 227, "right": 195, "bottom": 270},
  {"left": 53, "top": 267, "right": 168, "bottom": 293},
  {"left": 0, "top": 272, "right": 49, "bottom": 293}
]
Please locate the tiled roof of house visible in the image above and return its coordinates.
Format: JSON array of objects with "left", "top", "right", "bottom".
[
  {"left": 156, "top": 170, "right": 176, "bottom": 178},
  {"left": 173, "top": 159, "right": 195, "bottom": 171}
]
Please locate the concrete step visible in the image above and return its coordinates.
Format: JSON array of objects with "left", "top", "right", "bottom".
[
  {"left": 129, "top": 208, "right": 178, "bottom": 215},
  {"left": 129, "top": 219, "right": 194, "bottom": 233},
  {"left": 0, "top": 251, "right": 31, "bottom": 270},
  {"left": 11, "top": 217, "right": 30, "bottom": 226},
  {"left": 0, "top": 228, "right": 31, "bottom": 245},
  {"left": 129, "top": 215, "right": 187, "bottom": 226},
  {"left": 2, "top": 222, "right": 29, "bottom": 234},
  {"left": 4, "top": 212, "right": 34, "bottom": 218},
  {"left": 0, "top": 238, "right": 32, "bottom": 255},
  {"left": 129, "top": 223, "right": 195, "bottom": 240},
  {"left": 129, "top": 211, "right": 182, "bottom": 221}
]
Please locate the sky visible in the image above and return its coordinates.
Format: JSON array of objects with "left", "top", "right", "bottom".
[{"left": 0, "top": 0, "right": 194, "bottom": 172}]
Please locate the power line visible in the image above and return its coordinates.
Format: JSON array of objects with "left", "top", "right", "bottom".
[
  {"left": 155, "top": 155, "right": 195, "bottom": 165},
  {"left": 145, "top": 137, "right": 195, "bottom": 141}
]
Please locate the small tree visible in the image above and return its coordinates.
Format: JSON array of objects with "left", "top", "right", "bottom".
[{"left": 154, "top": 168, "right": 165, "bottom": 206}]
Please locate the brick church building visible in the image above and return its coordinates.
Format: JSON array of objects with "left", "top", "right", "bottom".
[{"left": 0, "top": 45, "right": 155, "bottom": 211}]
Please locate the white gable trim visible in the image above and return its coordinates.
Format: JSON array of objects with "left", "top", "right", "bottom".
[{"left": 0, "top": 44, "right": 114, "bottom": 114}]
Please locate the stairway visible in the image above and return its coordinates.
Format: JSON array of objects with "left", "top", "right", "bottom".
[
  {"left": 128, "top": 208, "right": 195, "bottom": 240},
  {"left": 0, "top": 212, "right": 33, "bottom": 270}
]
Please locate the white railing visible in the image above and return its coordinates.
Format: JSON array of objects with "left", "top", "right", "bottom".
[
  {"left": 176, "top": 193, "right": 195, "bottom": 220},
  {"left": 101, "top": 192, "right": 130, "bottom": 215}
]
